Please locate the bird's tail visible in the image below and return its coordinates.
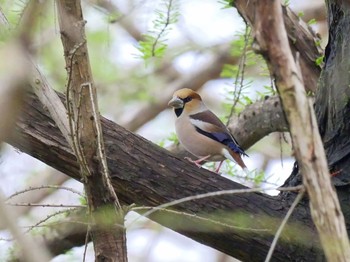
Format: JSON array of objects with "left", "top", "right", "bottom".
[{"left": 223, "top": 148, "right": 248, "bottom": 172}]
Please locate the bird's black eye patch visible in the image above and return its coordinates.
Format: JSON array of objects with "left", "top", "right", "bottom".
[{"left": 183, "top": 96, "right": 192, "bottom": 103}]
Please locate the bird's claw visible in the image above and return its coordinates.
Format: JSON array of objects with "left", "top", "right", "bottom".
[{"left": 184, "top": 157, "right": 202, "bottom": 168}]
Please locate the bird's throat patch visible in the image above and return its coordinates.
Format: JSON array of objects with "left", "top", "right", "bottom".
[{"left": 175, "top": 108, "right": 183, "bottom": 117}]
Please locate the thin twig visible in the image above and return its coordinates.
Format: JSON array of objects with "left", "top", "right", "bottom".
[
  {"left": 226, "top": 24, "right": 250, "bottom": 125},
  {"left": 0, "top": 208, "right": 79, "bottom": 242},
  {"left": 85, "top": 82, "right": 121, "bottom": 209},
  {"left": 0, "top": 190, "right": 51, "bottom": 260},
  {"left": 83, "top": 224, "right": 90, "bottom": 262},
  {"left": 133, "top": 206, "right": 270, "bottom": 233},
  {"left": 265, "top": 187, "right": 305, "bottom": 262},
  {"left": 24, "top": 208, "right": 78, "bottom": 235},
  {"left": 151, "top": 0, "right": 175, "bottom": 57},
  {"left": 6, "top": 185, "right": 85, "bottom": 201},
  {"left": 6, "top": 203, "right": 85, "bottom": 208},
  {"left": 66, "top": 40, "right": 91, "bottom": 178},
  {"left": 128, "top": 185, "right": 303, "bottom": 228}
]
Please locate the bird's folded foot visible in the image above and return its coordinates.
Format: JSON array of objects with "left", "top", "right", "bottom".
[{"left": 184, "top": 155, "right": 211, "bottom": 168}]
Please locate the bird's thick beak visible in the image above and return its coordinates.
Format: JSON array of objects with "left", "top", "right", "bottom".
[{"left": 168, "top": 97, "right": 183, "bottom": 109}]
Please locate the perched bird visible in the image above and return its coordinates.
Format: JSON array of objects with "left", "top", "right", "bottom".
[{"left": 168, "top": 88, "right": 248, "bottom": 173}]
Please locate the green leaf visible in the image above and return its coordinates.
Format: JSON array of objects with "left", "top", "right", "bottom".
[
  {"left": 308, "top": 18, "right": 317, "bottom": 25},
  {"left": 315, "top": 55, "right": 324, "bottom": 66},
  {"left": 136, "top": 0, "right": 179, "bottom": 63}
]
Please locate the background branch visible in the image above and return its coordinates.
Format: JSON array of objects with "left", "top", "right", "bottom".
[{"left": 233, "top": 0, "right": 323, "bottom": 92}]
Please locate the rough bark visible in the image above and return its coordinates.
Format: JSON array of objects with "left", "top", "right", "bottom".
[
  {"left": 284, "top": 0, "right": 350, "bottom": 229},
  {"left": 56, "top": 1, "right": 127, "bottom": 261},
  {"left": 316, "top": 0, "right": 350, "bottom": 185},
  {"left": 250, "top": 1, "right": 350, "bottom": 260},
  {"left": 7, "top": 91, "right": 322, "bottom": 261}
]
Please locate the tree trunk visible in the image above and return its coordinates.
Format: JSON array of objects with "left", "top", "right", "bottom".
[
  {"left": 286, "top": 1, "right": 350, "bottom": 197},
  {"left": 55, "top": 1, "right": 127, "bottom": 261}
]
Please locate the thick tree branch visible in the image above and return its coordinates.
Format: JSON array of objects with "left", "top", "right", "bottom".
[
  {"left": 7, "top": 91, "right": 323, "bottom": 261},
  {"left": 229, "top": 96, "right": 288, "bottom": 149}
]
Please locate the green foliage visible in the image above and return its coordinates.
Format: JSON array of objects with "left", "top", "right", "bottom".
[
  {"left": 222, "top": 80, "right": 253, "bottom": 115},
  {"left": 306, "top": 90, "right": 315, "bottom": 97},
  {"left": 218, "top": 0, "right": 234, "bottom": 9},
  {"left": 315, "top": 55, "right": 324, "bottom": 67},
  {"left": 138, "top": 35, "right": 168, "bottom": 60},
  {"left": 222, "top": 162, "right": 266, "bottom": 186},
  {"left": 6, "top": 246, "right": 18, "bottom": 262},
  {"left": 297, "top": 11, "right": 304, "bottom": 18},
  {"left": 137, "top": 0, "right": 179, "bottom": 62},
  {"left": 87, "top": 30, "right": 121, "bottom": 84},
  {"left": 158, "top": 132, "right": 179, "bottom": 147},
  {"left": 256, "top": 85, "right": 276, "bottom": 98},
  {"left": 307, "top": 18, "right": 317, "bottom": 25},
  {"left": 79, "top": 195, "right": 87, "bottom": 206},
  {"left": 282, "top": 0, "right": 290, "bottom": 6},
  {"left": 220, "top": 25, "right": 274, "bottom": 120},
  {"left": 315, "top": 39, "right": 322, "bottom": 47}
]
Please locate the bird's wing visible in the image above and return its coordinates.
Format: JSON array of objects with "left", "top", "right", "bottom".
[{"left": 189, "top": 111, "right": 247, "bottom": 156}]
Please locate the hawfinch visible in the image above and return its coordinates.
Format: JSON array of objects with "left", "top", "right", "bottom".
[{"left": 168, "top": 88, "right": 248, "bottom": 173}]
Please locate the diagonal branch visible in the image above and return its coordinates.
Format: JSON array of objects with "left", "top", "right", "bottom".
[{"left": 7, "top": 91, "right": 323, "bottom": 261}]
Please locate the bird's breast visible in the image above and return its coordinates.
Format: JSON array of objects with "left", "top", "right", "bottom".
[{"left": 175, "top": 116, "right": 225, "bottom": 161}]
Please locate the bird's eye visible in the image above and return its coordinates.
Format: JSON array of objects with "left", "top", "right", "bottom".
[{"left": 183, "top": 97, "right": 192, "bottom": 103}]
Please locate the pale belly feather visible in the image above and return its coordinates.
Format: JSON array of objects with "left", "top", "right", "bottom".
[{"left": 175, "top": 116, "right": 225, "bottom": 162}]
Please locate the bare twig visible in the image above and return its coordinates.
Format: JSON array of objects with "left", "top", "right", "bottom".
[
  {"left": 83, "top": 224, "right": 90, "bottom": 262},
  {"left": 128, "top": 185, "right": 303, "bottom": 228},
  {"left": 66, "top": 42, "right": 92, "bottom": 178},
  {"left": 226, "top": 24, "right": 250, "bottom": 123},
  {"left": 6, "top": 185, "right": 85, "bottom": 201},
  {"left": 133, "top": 206, "right": 270, "bottom": 232},
  {"left": 6, "top": 203, "right": 84, "bottom": 208},
  {"left": 0, "top": 191, "right": 51, "bottom": 261},
  {"left": 150, "top": 0, "right": 176, "bottom": 57},
  {"left": 265, "top": 187, "right": 305, "bottom": 262}
]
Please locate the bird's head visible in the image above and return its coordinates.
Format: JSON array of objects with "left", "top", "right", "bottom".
[{"left": 168, "top": 88, "right": 204, "bottom": 117}]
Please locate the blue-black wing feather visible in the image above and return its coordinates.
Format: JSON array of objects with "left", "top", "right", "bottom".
[{"left": 194, "top": 126, "right": 248, "bottom": 156}]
